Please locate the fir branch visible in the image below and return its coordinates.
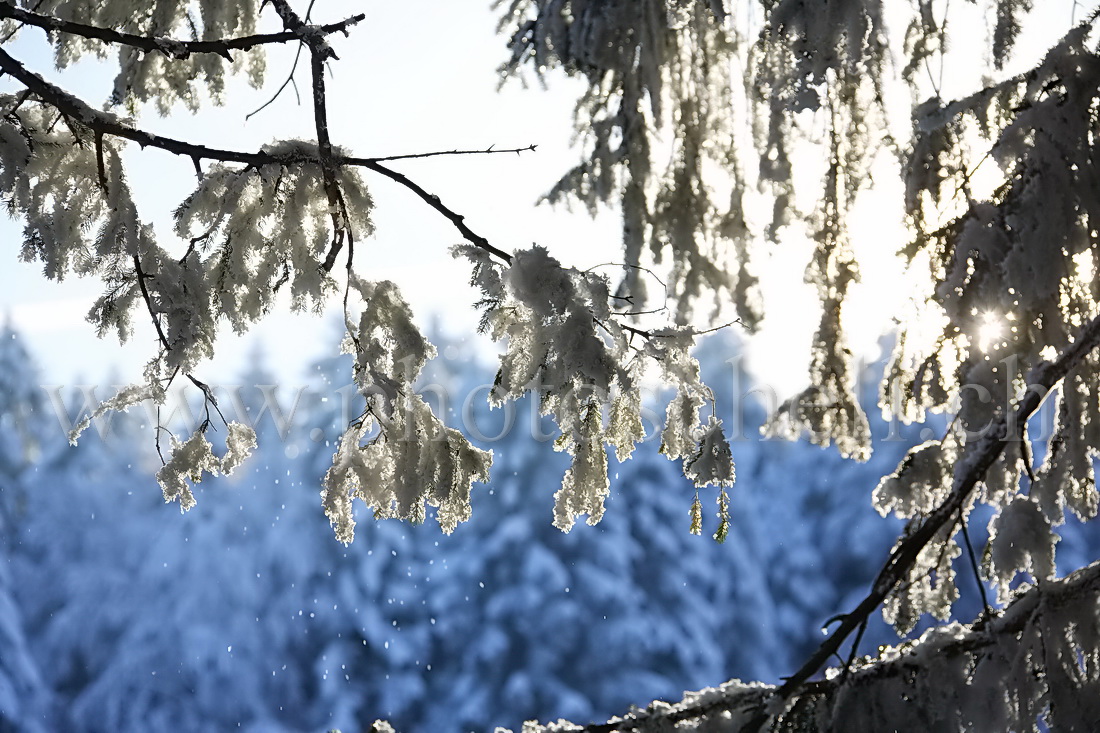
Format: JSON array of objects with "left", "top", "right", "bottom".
[
  {"left": 261, "top": 0, "right": 351, "bottom": 273},
  {"left": 576, "top": 559, "right": 1100, "bottom": 732},
  {"left": 0, "top": 46, "right": 519, "bottom": 265},
  {"left": 0, "top": 1, "right": 364, "bottom": 61},
  {"left": 832, "top": 559, "right": 1100, "bottom": 685},
  {"left": 742, "top": 310, "right": 1100, "bottom": 731}
]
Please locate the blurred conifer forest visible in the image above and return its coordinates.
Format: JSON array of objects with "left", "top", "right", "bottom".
[{"left": 2, "top": 321, "right": 1096, "bottom": 732}]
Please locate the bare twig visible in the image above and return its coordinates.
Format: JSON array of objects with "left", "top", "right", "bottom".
[
  {"left": 154, "top": 418, "right": 172, "bottom": 465},
  {"left": 959, "top": 505, "right": 992, "bottom": 618},
  {"left": 616, "top": 318, "right": 742, "bottom": 341},
  {"left": 365, "top": 143, "right": 537, "bottom": 162},
  {"left": 353, "top": 158, "right": 515, "bottom": 263},
  {"left": 840, "top": 616, "right": 868, "bottom": 683},
  {"left": 583, "top": 262, "right": 669, "bottom": 291},
  {"left": 186, "top": 373, "right": 227, "bottom": 432},
  {"left": 245, "top": 38, "right": 306, "bottom": 120}
]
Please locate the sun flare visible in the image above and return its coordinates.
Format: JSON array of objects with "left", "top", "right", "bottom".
[{"left": 977, "top": 311, "right": 1005, "bottom": 353}]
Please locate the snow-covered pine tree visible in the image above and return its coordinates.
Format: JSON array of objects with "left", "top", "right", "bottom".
[
  {"left": 0, "top": 321, "right": 51, "bottom": 731},
  {"left": 5, "top": 0, "right": 1100, "bottom": 730}
]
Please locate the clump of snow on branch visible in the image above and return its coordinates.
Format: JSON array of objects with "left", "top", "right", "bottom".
[
  {"left": 221, "top": 421, "right": 258, "bottom": 475},
  {"left": 872, "top": 438, "right": 954, "bottom": 519},
  {"left": 174, "top": 140, "right": 374, "bottom": 327},
  {"left": 984, "top": 496, "right": 1058, "bottom": 605},
  {"left": 67, "top": 383, "right": 155, "bottom": 446},
  {"left": 155, "top": 422, "right": 256, "bottom": 511},
  {"left": 321, "top": 278, "right": 492, "bottom": 543},
  {"left": 684, "top": 417, "right": 735, "bottom": 489},
  {"left": 454, "top": 243, "right": 735, "bottom": 532}
]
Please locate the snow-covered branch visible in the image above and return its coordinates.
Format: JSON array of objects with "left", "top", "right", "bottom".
[
  {"left": 0, "top": 45, "right": 520, "bottom": 265},
  {"left": 541, "top": 559, "right": 1100, "bottom": 733},
  {"left": 0, "top": 45, "right": 272, "bottom": 165},
  {"left": 746, "top": 310, "right": 1100, "bottom": 729}
]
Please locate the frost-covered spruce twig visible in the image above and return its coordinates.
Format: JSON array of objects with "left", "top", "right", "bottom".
[
  {"left": 0, "top": 44, "right": 520, "bottom": 265},
  {"left": 262, "top": 0, "right": 350, "bottom": 274}
]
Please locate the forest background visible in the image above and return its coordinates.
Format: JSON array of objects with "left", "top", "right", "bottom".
[{"left": 5, "top": 318, "right": 1097, "bottom": 733}]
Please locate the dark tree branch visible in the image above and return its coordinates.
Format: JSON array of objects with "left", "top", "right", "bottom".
[
  {"left": 132, "top": 253, "right": 171, "bottom": 353},
  {"left": 186, "top": 374, "right": 227, "bottom": 432},
  {"left": 351, "top": 158, "right": 515, "bottom": 263},
  {"left": 309, "top": 34, "right": 349, "bottom": 272},
  {"left": 0, "top": 45, "right": 272, "bottom": 164},
  {"left": 93, "top": 129, "right": 106, "bottom": 191},
  {"left": 0, "top": 1, "right": 364, "bottom": 60},
  {"left": 261, "top": 0, "right": 350, "bottom": 272}
]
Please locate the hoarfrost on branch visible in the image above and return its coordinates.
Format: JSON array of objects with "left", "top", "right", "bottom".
[{"left": 6, "top": 0, "right": 1100, "bottom": 730}]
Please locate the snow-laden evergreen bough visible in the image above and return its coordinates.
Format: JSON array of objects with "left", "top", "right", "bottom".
[
  {"left": 4, "top": 0, "right": 1100, "bottom": 730},
  {"left": 488, "top": 0, "right": 1100, "bottom": 729},
  {"left": 0, "top": 0, "right": 735, "bottom": 540}
]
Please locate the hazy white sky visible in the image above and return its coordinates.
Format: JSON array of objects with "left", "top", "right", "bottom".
[{"left": 0, "top": 0, "right": 1093, "bottom": 396}]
